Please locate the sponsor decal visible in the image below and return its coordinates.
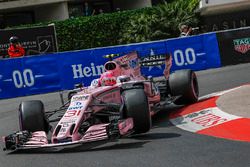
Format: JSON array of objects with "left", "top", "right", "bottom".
[
  {"left": 68, "top": 100, "right": 85, "bottom": 110},
  {"left": 72, "top": 95, "right": 89, "bottom": 101},
  {"left": 68, "top": 106, "right": 83, "bottom": 110},
  {"left": 141, "top": 49, "right": 164, "bottom": 71},
  {"left": 61, "top": 122, "right": 70, "bottom": 127},
  {"left": 75, "top": 102, "right": 82, "bottom": 106},
  {"left": 118, "top": 55, "right": 129, "bottom": 64},
  {"left": 65, "top": 110, "right": 82, "bottom": 117},
  {"left": 233, "top": 38, "right": 250, "bottom": 54},
  {"left": 60, "top": 119, "right": 76, "bottom": 125},
  {"left": 129, "top": 58, "right": 139, "bottom": 69},
  {"left": 115, "top": 52, "right": 137, "bottom": 66}
]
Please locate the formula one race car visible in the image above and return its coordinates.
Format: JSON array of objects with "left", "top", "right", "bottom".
[{"left": 2, "top": 52, "right": 199, "bottom": 152}]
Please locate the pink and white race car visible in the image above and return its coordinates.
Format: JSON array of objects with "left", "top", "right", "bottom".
[{"left": 3, "top": 52, "right": 199, "bottom": 152}]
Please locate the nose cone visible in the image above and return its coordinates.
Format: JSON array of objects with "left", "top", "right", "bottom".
[{"left": 52, "top": 95, "right": 90, "bottom": 143}]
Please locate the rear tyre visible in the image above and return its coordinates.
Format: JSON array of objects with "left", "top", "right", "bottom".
[
  {"left": 19, "top": 100, "right": 49, "bottom": 133},
  {"left": 122, "top": 89, "right": 151, "bottom": 134},
  {"left": 169, "top": 70, "right": 199, "bottom": 105}
]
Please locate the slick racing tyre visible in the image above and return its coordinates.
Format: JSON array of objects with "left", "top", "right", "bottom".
[
  {"left": 19, "top": 100, "right": 49, "bottom": 133},
  {"left": 122, "top": 88, "right": 151, "bottom": 134},
  {"left": 169, "top": 70, "right": 199, "bottom": 105}
]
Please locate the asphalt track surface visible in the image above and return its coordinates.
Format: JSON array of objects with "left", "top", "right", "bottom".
[{"left": 1, "top": 63, "right": 250, "bottom": 167}]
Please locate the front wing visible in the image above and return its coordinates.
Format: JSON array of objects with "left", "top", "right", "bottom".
[{"left": 3, "top": 118, "right": 134, "bottom": 152}]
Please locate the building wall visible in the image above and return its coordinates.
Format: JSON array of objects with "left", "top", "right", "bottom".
[
  {"left": 0, "top": 0, "right": 152, "bottom": 27},
  {"left": 199, "top": 0, "right": 248, "bottom": 8},
  {"left": 201, "top": 10, "right": 249, "bottom": 32},
  {"left": 0, "top": 0, "right": 67, "bottom": 11},
  {"left": 199, "top": 0, "right": 250, "bottom": 32},
  {"left": 113, "top": 0, "right": 152, "bottom": 10},
  {"left": 35, "top": 2, "right": 69, "bottom": 22}
]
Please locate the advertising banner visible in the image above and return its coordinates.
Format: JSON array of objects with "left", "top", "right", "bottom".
[
  {"left": 0, "top": 33, "right": 221, "bottom": 99},
  {"left": 57, "top": 40, "right": 168, "bottom": 90},
  {"left": 216, "top": 27, "right": 250, "bottom": 66},
  {"left": 0, "top": 55, "right": 61, "bottom": 99},
  {"left": 166, "top": 33, "right": 221, "bottom": 71},
  {"left": 0, "top": 25, "right": 58, "bottom": 58}
]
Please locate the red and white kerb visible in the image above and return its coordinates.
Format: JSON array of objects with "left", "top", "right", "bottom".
[{"left": 169, "top": 86, "right": 250, "bottom": 142}]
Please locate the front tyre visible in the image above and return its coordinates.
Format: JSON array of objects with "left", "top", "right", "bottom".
[
  {"left": 19, "top": 100, "right": 49, "bottom": 133},
  {"left": 122, "top": 89, "right": 151, "bottom": 134},
  {"left": 169, "top": 70, "right": 199, "bottom": 105}
]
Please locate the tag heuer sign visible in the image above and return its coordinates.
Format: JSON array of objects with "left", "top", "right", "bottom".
[{"left": 233, "top": 38, "right": 250, "bottom": 54}]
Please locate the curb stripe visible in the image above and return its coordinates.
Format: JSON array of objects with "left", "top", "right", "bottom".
[
  {"left": 169, "top": 96, "right": 219, "bottom": 119},
  {"left": 197, "top": 118, "right": 250, "bottom": 142},
  {"left": 170, "top": 107, "right": 240, "bottom": 132},
  {"left": 169, "top": 85, "right": 250, "bottom": 142}
]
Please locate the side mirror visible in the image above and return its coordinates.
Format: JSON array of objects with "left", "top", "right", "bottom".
[{"left": 75, "top": 83, "right": 83, "bottom": 88}]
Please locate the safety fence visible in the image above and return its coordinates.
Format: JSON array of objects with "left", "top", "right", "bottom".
[{"left": 1, "top": 27, "right": 249, "bottom": 99}]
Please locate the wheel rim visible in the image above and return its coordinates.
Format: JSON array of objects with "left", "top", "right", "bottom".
[{"left": 191, "top": 73, "right": 199, "bottom": 99}]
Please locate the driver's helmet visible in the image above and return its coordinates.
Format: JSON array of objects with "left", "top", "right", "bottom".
[
  {"left": 99, "top": 71, "right": 117, "bottom": 86},
  {"left": 9, "top": 36, "right": 19, "bottom": 44}
]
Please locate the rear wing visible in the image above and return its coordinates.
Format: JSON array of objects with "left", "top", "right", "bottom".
[
  {"left": 112, "top": 51, "right": 172, "bottom": 79},
  {"left": 139, "top": 52, "right": 172, "bottom": 79},
  {"left": 113, "top": 52, "right": 142, "bottom": 78}
]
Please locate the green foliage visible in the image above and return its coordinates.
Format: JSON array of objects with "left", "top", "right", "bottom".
[
  {"left": 119, "top": 12, "right": 170, "bottom": 44},
  {"left": 158, "top": 0, "right": 200, "bottom": 36},
  {"left": 120, "top": 0, "right": 200, "bottom": 43},
  {"left": 54, "top": 8, "right": 155, "bottom": 51},
  {"left": 13, "top": 0, "right": 199, "bottom": 52}
]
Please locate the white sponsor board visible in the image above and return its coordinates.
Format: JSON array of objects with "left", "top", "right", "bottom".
[{"left": 170, "top": 107, "right": 240, "bottom": 132}]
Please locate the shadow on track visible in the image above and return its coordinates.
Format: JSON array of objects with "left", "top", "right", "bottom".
[
  {"left": 132, "top": 132, "right": 181, "bottom": 140},
  {"left": 152, "top": 104, "right": 182, "bottom": 127},
  {"left": 9, "top": 131, "right": 181, "bottom": 154}
]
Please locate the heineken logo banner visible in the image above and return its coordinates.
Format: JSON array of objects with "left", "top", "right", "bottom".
[{"left": 233, "top": 38, "right": 250, "bottom": 54}]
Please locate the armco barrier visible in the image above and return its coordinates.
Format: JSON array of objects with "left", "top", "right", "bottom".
[{"left": 0, "top": 32, "right": 221, "bottom": 99}]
